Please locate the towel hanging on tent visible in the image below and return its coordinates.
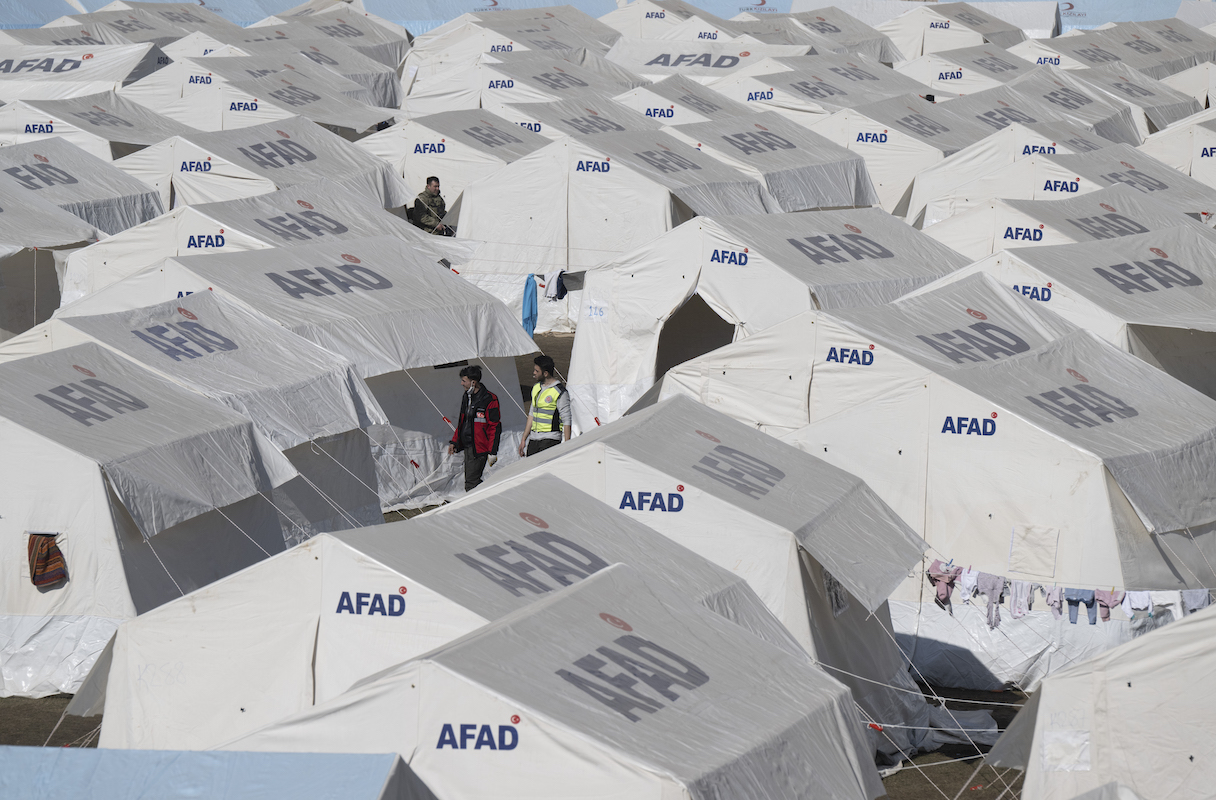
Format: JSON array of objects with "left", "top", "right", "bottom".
[{"left": 27, "top": 532, "right": 68, "bottom": 588}]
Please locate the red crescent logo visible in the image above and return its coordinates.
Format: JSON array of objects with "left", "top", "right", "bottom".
[
  {"left": 967, "top": 308, "right": 987, "bottom": 320},
  {"left": 600, "top": 613, "right": 632, "bottom": 631},
  {"left": 177, "top": 307, "right": 198, "bottom": 320},
  {"left": 342, "top": 254, "right": 360, "bottom": 263},
  {"left": 518, "top": 512, "right": 549, "bottom": 529},
  {"left": 1067, "top": 369, "right": 1088, "bottom": 383}
]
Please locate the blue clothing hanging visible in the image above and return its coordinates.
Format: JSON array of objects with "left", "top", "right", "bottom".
[{"left": 522, "top": 274, "right": 538, "bottom": 338}]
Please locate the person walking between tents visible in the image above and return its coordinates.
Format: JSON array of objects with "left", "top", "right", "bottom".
[
  {"left": 447, "top": 365, "right": 500, "bottom": 491},
  {"left": 519, "top": 355, "right": 571, "bottom": 457},
  {"left": 414, "top": 176, "right": 453, "bottom": 236}
]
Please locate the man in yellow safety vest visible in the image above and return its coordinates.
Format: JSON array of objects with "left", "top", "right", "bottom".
[{"left": 519, "top": 355, "right": 571, "bottom": 457}]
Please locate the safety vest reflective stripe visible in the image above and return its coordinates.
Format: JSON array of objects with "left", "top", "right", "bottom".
[{"left": 531, "top": 383, "right": 562, "bottom": 432}]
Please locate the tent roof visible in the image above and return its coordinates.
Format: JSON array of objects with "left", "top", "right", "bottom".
[
  {"left": 340, "top": 472, "right": 803, "bottom": 655},
  {"left": 733, "top": 54, "right": 932, "bottom": 113},
  {"left": 64, "top": 9, "right": 192, "bottom": 48},
  {"left": 20, "top": 291, "right": 384, "bottom": 451},
  {"left": 490, "top": 54, "right": 643, "bottom": 96},
  {"left": 0, "top": 747, "right": 412, "bottom": 800},
  {"left": 1053, "top": 143, "right": 1216, "bottom": 215},
  {"left": 216, "top": 66, "right": 396, "bottom": 134},
  {"left": 101, "top": 1, "right": 248, "bottom": 38},
  {"left": 605, "top": 38, "right": 812, "bottom": 82},
  {"left": 712, "top": 207, "right": 970, "bottom": 307},
  {"left": 0, "top": 341, "right": 295, "bottom": 538},
  {"left": 1070, "top": 63, "right": 1202, "bottom": 133},
  {"left": 840, "top": 273, "right": 1216, "bottom": 533},
  {"left": 233, "top": 563, "right": 883, "bottom": 800},
  {"left": 666, "top": 110, "right": 879, "bottom": 211},
  {"left": 848, "top": 93, "right": 991, "bottom": 154},
  {"left": 619, "top": 73, "right": 752, "bottom": 119},
  {"left": 0, "top": 137, "right": 162, "bottom": 235},
  {"left": 927, "top": 3, "right": 1027, "bottom": 49},
  {"left": 119, "top": 235, "right": 536, "bottom": 376},
  {"left": 494, "top": 394, "right": 925, "bottom": 612},
  {"left": 1001, "top": 183, "right": 1213, "bottom": 240},
  {"left": 0, "top": 42, "right": 165, "bottom": 97},
  {"left": 11, "top": 91, "right": 198, "bottom": 146},
  {"left": 509, "top": 92, "right": 666, "bottom": 136},
  {"left": 787, "top": 7, "right": 905, "bottom": 63},
  {"left": 0, "top": 24, "right": 126, "bottom": 47},
  {"left": 898, "top": 44, "right": 1036, "bottom": 88},
  {"left": 0, "top": 180, "right": 99, "bottom": 250},
  {"left": 402, "top": 108, "right": 550, "bottom": 161}
]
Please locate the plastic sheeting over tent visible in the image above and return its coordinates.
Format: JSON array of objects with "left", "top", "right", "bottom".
[
  {"left": 0, "top": 91, "right": 198, "bottom": 161},
  {"left": 0, "top": 342, "right": 304, "bottom": 696},
  {"left": 357, "top": 108, "right": 550, "bottom": 203},
  {"left": 248, "top": 12, "right": 411, "bottom": 68},
  {"left": 663, "top": 110, "right": 880, "bottom": 212},
  {"left": 0, "top": 43, "right": 169, "bottom": 100},
  {"left": 475, "top": 397, "right": 982, "bottom": 762},
  {"left": 1069, "top": 64, "right": 1202, "bottom": 139},
  {"left": 45, "top": 9, "right": 194, "bottom": 49},
  {"left": 0, "top": 292, "right": 385, "bottom": 535},
  {"left": 568, "top": 207, "right": 969, "bottom": 428},
  {"left": 0, "top": 747, "right": 427, "bottom": 800},
  {"left": 1007, "top": 21, "right": 1216, "bottom": 81},
  {"left": 496, "top": 91, "right": 666, "bottom": 140},
  {"left": 113, "top": 116, "right": 411, "bottom": 209},
  {"left": 453, "top": 129, "right": 767, "bottom": 332},
  {"left": 807, "top": 93, "right": 991, "bottom": 212},
  {"left": 648, "top": 273, "right": 1216, "bottom": 687},
  {"left": 922, "top": 184, "right": 1213, "bottom": 259},
  {"left": 0, "top": 137, "right": 162, "bottom": 236},
  {"left": 604, "top": 38, "right": 812, "bottom": 83},
  {"left": 225, "top": 563, "right": 887, "bottom": 800},
  {"left": 57, "top": 236, "right": 536, "bottom": 508},
  {"left": 921, "top": 144, "right": 1216, "bottom": 229},
  {"left": 783, "top": 7, "right": 906, "bottom": 64},
  {"left": 929, "top": 226, "right": 1216, "bottom": 401},
  {"left": 611, "top": 73, "right": 750, "bottom": 126},
  {"left": 57, "top": 182, "right": 467, "bottom": 304},
  {"left": 893, "top": 45, "right": 1035, "bottom": 99},
  {"left": 908, "top": 120, "right": 1116, "bottom": 228},
  {"left": 1161, "top": 60, "right": 1216, "bottom": 108},
  {"left": 875, "top": 2, "right": 1027, "bottom": 59},
  {"left": 987, "top": 605, "right": 1216, "bottom": 800},
  {"left": 77, "top": 474, "right": 802, "bottom": 750},
  {"left": 1137, "top": 111, "right": 1216, "bottom": 190}
]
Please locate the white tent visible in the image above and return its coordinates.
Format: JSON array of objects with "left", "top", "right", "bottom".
[
  {"left": 224, "top": 563, "right": 887, "bottom": 800},
  {"left": 704, "top": 53, "right": 932, "bottom": 121},
  {"left": 402, "top": 56, "right": 641, "bottom": 118},
  {"left": 927, "top": 225, "right": 1216, "bottom": 400},
  {"left": 356, "top": 108, "right": 550, "bottom": 204},
  {"left": 0, "top": 43, "right": 169, "bottom": 100},
  {"left": 922, "top": 184, "right": 1213, "bottom": 259},
  {"left": 453, "top": 129, "right": 768, "bottom": 333},
  {"left": 0, "top": 341, "right": 303, "bottom": 697},
  {"left": 894, "top": 44, "right": 1035, "bottom": 99},
  {"left": 568, "top": 207, "right": 969, "bottom": 428},
  {"left": 1007, "top": 22, "right": 1216, "bottom": 81},
  {"left": 112, "top": 116, "right": 411, "bottom": 209},
  {"left": 908, "top": 120, "right": 1117, "bottom": 229},
  {"left": 987, "top": 605, "right": 1216, "bottom": 800},
  {"left": 0, "top": 24, "right": 126, "bottom": 48},
  {"left": 98, "top": 1, "right": 248, "bottom": 42},
  {"left": 876, "top": 2, "right": 1026, "bottom": 59},
  {"left": 118, "top": 54, "right": 396, "bottom": 138},
  {"left": 247, "top": 12, "right": 411, "bottom": 68},
  {"left": 921, "top": 144, "right": 1216, "bottom": 230},
  {"left": 783, "top": 7, "right": 906, "bottom": 64},
  {"left": 45, "top": 9, "right": 192, "bottom": 49},
  {"left": 604, "top": 38, "right": 812, "bottom": 84},
  {"left": 599, "top": 0, "right": 735, "bottom": 41},
  {"left": 55, "top": 236, "right": 537, "bottom": 509},
  {"left": 476, "top": 396, "right": 988, "bottom": 761},
  {"left": 1069, "top": 64, "right": 1202, "bottom": 139},
  {"left": 806, "top": 92, "right": 991, "bottom": 212},
  {"left": 0, "top": 183, "right": 99, "bottom": 341},
  {"left": 1161, "top": 60, "right": 1216, "bottom": 108},
  {"left": 0, "top": 137, "right": 162, "bottom": 235},
  {"left": 646, "top": 273, "right": 1216, "bottom": 688},
  {"left": 57, "top": 182, "right": 466, "bottom": 304},
  {"left": 0, "top": 291, "right": 384, "bottom": 536},
  {"left": 0, "top": 748, "right": 427, "bottom": 800},
  {"left": 74, "top": 474, "right": 803, "bottom": 750},
  {"left": 1097, "top": 20, "right": 1216, "bottom": 71},
  {"left": 1137, "top": 111, "right": 1216, "bottom": 189},
  {"left": 663, "top": 110, "right": 880, "bottom": 212},
  {"left": 494, "top": 91, "right": 667, "bottom": 140},
  {"left": 0, "top": 90, "right": 197, "bottom": 161},
  {"left": 938, "top": 66, "right": 1144, "bottom": 147},
  {"left": 611, "top": 73, "right": 752, "bottom": 126}
]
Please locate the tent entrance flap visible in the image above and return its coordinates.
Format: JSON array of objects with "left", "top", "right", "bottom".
[
  {"left": 654, "top": 294, "right": 735, "bottom": 381},
  {"left": 1126, "top": 324, "right": 1216, "bottom": 402}
]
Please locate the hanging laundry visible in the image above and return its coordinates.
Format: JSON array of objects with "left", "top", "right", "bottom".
[
  {"left": 1121, "top": 591, "right": 1152, "bottom": 619},
  {"left": 522, "top": 274, "right": 538, "bottom": 338},
  {"left": 1044, "top": 585, "right": 1063, "bottom": 620},
  {"left": 1182, "top": 589, "right": 1211, "bottom": 615},
  {"left": 543, "top": 271, "right": 563, "bottom": 301},
  {"left": 27, "top": 533, "right": 67, "bottom": 588},
  {"left": 928, "top": 560, "right": 963, "bottom": 612},
  {"left": 976, "top": 572, "right": 1005, "bottom": 630},
  {"left": 1150, "top": 591, "right": 1184, "bottom": 623},
  {"left": 555, "top": 272, "right": 568, "bottom": 300},
  {"left": 1094, "top": 589, "right": 1124, "bottom": 622},
  {"left": 1009, "top": 580, "right": 1034, "bottom": 619},
  {"left": 957, "top": 568, "right": 979, "bottom": 604},
  {"left": 1064, "top": 588, "right": 1096, "bottom": 625}
]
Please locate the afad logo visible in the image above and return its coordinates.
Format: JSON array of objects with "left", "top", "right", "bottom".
[
  {"left": 437, "top": 718, "right": 519, "bottom": 751},
  {"left": 825, "top": 344, "right": 874, "bottom": 365},
  {"left": 335, "top": 585, "right": 406, "bottom": 616},
  {"left": 942, "top": 411, "right": 998, "bottom": 435},
  {"left": 619, "top": 485, "right": 684, "bottom": 512}
]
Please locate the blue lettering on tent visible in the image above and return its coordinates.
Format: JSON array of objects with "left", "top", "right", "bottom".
[
  {"left": 746, "top": 91, "right": 773, "bottom": 101},
  {"left": 1003, "top": 227, "right": 1043, "bottom": 241},
  {"left": 941, "top": 416, "right": 997, "bottom": 435},
  {"left": 709, "top": 249, "right": 747, "bottom": 265},
  {"left": 856, "top": 132, "right": 887, "bottom": 143},
  {"left": 1037, "top": 57, "right": 1061, "bottom": 65},
  {"left": 825, "top": 347, "right": 874, "bottom": 365},
  {"left": 230, "top": 101, "right": 258, "bottom": 111},
  {"left": 618, "top": 490, "right": 684, "bottom": 512},
  {"left": 929, "top": 21, "right": 950, "bottom": 28},
  {"left": 35, "top": 379, "right": 150, "bottom": 427},
  {"left": 938, "top": 71, "right": 962, "bottom": 80},
  {"left": 186, "top": 234, "right": 225, "bottom": 248},
  {"left": 1043, "top": 180, "right": 1080, "bottom": 192},
  {"left": 413, "top": 143, "right": 446, "bottom": 154},
  {"left": 437, "top": 724, "right": 518, "bottom": 750},
  {"left": 1202, "top": 147, "right": 1216, "bottom": 158},
  {"left": 179, "top": 160, "right": 212, "bottom": 172},
  {"left": 1013, "top": 285, "right": 1053, "bottom": 301},
  {"left": 187, "top": 75, "right": 212, "bottom": 84},
  {"left": 575, "top": 160, "right": 610, "bottom": 172},
  {"left": 1022, "top": 145, "right": 1056, "bottom": 155},
  {"left": 556, "top": 634, "right": 710, "bottom": 722},
  {"left": 24, "top": 124, "right": 52, "bottom": 134},
  {"left": 488, "top": 79, "right": 514, "bottom": 89},
  {"left": 644, "top": 107, "right": 674, "bottom": 117},
  {"left": 519, "top": 121, "right": 542, "bottom": 132},
  {"left": 335, "top": 590, "right": 405, "bottom": 616},
  {"left": 489, "top": 44, "right": 513, "bottom": 52},
  {"left": 697, "top": 31, "right": 718, "bottom": 39},
  {"left": 645, "top": 11, "right": 665, "bottom": 17}
]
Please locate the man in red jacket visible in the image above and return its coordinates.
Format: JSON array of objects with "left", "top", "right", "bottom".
[{"left": 447, "top": 365, "right": 501, "bottom": 491}]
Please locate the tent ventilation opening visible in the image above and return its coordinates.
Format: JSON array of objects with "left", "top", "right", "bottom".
[{"left": 654, "top": 293, "right": 734, "bottom": 380}]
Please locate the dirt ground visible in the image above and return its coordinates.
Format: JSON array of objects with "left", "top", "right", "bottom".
[{"left": 0, "top": 682, "right": 1026, "bottom": 799}]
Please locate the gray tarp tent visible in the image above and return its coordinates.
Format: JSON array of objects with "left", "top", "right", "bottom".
[
  {"left": 786, "top": 6, "right": 905, "bottom": 63},
  {"left": 225, "top": 564, "right": 888, "bottom": 800},
  {"left": 611, "top": 73, "right": 752, "bottom": 126},
  {"left": 1070, "top": 63, "right": 1202, "bottom": 138},
  {"left": 499, "top": 91, "right": 666, "bottom": 140}
]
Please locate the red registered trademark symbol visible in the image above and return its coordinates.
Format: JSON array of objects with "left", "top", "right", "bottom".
[
  {"left": 966, "top": 308, "right": 987, "bottom": 320},
  {"left": 599, "top": 613, "right": 632, "bottom": 631},
  {"left": 510, "top": 715, "right": 520, "bottom": 724},
  {"left": 177, "top": 307, "right": 197, "bottom": 320},
  {"left": 399, "top": 586, "right": 407, "bottom": 594},
  {"left": 695, "top": 430, "right": 721, "bottom": 443},
  {"left": 519, "top": 512, "right": 548, "bottom": 529}
]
